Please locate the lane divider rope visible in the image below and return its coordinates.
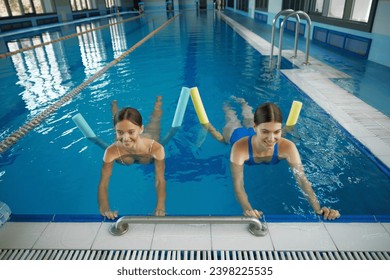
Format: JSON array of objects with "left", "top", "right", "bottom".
[
  {"left": 0, "top": 14, "right": 180, "bottom": 154},
  {"left": 0, "top": 14, "right": 143, "bottom": 59}
]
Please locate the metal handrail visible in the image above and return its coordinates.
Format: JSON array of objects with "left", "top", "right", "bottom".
[
  {"left": 269, "top": 9, "right": 294, "bottom": 68},
  {"left": 277, "top": 10, "right": 312, "bottom": 69},
  {"left": 109, "top": 216, "right": 268, "bottom": 237}
]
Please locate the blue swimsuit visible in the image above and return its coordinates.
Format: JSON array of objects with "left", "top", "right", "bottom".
[{"left": 230, "top": 127, "right": 280, "bottom": 166}]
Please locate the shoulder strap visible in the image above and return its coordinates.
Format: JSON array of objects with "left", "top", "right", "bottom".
[
  {"left": 271, "top": 143, "right": 279, "bottom": 164},
  {"left": 116, "top": 143, "right": 125, "bottom": 164},
  {"left": 149, "top": 139, "right": 155, "bottom": 153},
  {"left": 247, "top": 135, "right": 254, "bottom": 164}
]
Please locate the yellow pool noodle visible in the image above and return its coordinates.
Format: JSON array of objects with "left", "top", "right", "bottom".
[
  {"left": 286, "top": 101, "right": 302, "bottom": 126},
  {"left": 190, "top": 87, "right": 209, "bottom": 124}
]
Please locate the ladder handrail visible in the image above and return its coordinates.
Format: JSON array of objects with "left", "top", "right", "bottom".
[
  {"left": 109, "top": 215, "right": 268, "bottom": 237},
  {"left": 270, "top": 9, "right": 295, "bottom": 68},
  {"left": 292, "top": 14, "right": 301, "bottom": 58},
  {"left": 277, "top": 10, "right": 312, "bottom": 68}
]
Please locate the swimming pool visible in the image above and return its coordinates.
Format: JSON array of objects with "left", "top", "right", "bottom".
[{"left": 0, "top": 11, "right": 389, "bottom": 220}]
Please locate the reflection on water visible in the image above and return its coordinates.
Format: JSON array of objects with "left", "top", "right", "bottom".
[
  {"left": 2, "top": 15, "right": 132, "bottom": 131},
  {"left": 76, "top": 22, "right": 107, "bottom": 77},
  {"left": 108, "top": 17, "right": 129, "bottom": 57},
  {"left": 7, "top": 32, "right": 71, "bottom": 117}
]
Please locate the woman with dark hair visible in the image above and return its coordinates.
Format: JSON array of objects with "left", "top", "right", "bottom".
[
  {"left": 97, "top": 97, "right": 166, "bottom": 220},
  {"left": 222, "top": 97, "right": 340, "bottom": 220}
]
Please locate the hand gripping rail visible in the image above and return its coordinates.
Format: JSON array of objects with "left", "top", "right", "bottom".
[{"left": 109, "top": 216, "right": 268, "bottom": 237}]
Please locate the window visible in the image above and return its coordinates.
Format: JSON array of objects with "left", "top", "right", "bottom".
[
  {"left": 21, "top": 0, "right": 34, "bottom": 14},
  {"left": 351, "top": 0, "right": 372, "bottom": 22},
  {"left": 282, "top": 0, "right": 306, "bottom": 11},
  {"left": 105, "top": 0, "right": 115, "bottom": 8},
  {"left": 32, "top": 0, "right": 44, "bottom": 14},
  {"left": 9, "top": 0, "right": 22, "bottom": 16},
  {"left": 255, "top": 0, "right": 268, "bottom": 11},
  {"left": 313, "top": 0, "right": 323, "bottom": 13},
  {"left": 0, "top": 0, "right": 55, "bottom": 17},
  {"left": 237, "top": 0, "right": 249, "bottom": 12},
  {"left": 327, "top": 0, "right": 345, "bottom": 19},
  {"left": 0, "top": 0, "right": 9, "bottom": 17},
  {"left": 283, "top": 0, "right": 378, "bottom": 32},
  {"left": 70, "top": 0, "right": 97, "bottom": 11}
]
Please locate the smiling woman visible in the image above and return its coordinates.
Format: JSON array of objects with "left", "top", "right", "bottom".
[
  {"left": 208, "top": 98, "right": 341, "bottom": 220},
  {"left": 97, "top": 97, "right": 167, "bottom": 220}
]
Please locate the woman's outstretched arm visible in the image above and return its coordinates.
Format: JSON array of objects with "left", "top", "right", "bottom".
[
  {"left": 230, "top": 141, "right": 263, "bottom": 218},
  {"left": 97, "top": 158, "right": 118, "bottom": 220},
  {"left": 285, "top": 140, "right": 340, "bottom": 220},
  {"left": 153, "top": 143, "right": 166, "bottom": 216}
]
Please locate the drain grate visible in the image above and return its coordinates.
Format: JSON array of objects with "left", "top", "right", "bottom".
[{"left": 1, "top": 249, "right": 389, "bottom": 260}]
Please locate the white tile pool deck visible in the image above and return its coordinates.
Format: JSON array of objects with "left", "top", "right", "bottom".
[
  {"left": 1, "top": 221, "right": 390, "bottom": 259},
  {"left": 1, "top": 11, "right": 390, "bottom": 259}
]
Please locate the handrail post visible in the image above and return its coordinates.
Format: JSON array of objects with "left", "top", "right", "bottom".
[
  {"left": 293, "top": 15, "right": 301, "bottom": 58},
  {"left": 269, "top": 9, "right": 294, "bottom": 68},
  {"left": 304, "top": 12, "right": 312, "bottom": 65},
  {"left": 109, "top": 216, "right": 268, "bottom": 237}
]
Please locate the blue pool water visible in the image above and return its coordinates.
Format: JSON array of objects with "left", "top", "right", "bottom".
[{"left": 0, "top": 11, "right": 389, "bottom": 219}]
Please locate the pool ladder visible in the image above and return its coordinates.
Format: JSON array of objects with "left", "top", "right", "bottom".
[
  {"left": 109, "top": 216, "right": 268, "bottom": 237},
  {"left": 270, "top": 9, "right": 312, "bottom": 69}
]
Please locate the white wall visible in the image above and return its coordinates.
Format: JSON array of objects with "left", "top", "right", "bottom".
[
  {"left": 372, "top": 0, "right": 390, "bottom": 36},
  {"left": 54, "top": 0, "right": 73, "bottom": 22},
  {"left": 267, "top": 0, "right": 282, "bottom": 24},
  {"left": 369, "top": 0, "right": 390, "bottom": 66}
]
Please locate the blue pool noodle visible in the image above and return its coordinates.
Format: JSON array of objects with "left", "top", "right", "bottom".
[
  {"left": 72, "top": 113, "right": 96, "bottom": 138},
  {"left": 172, "top": 87, "right": 190, "bottom": 127},
  {"left": 72, "top": 113, "right": 109, "bottom": 150}
]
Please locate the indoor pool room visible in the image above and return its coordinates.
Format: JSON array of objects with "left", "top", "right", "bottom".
[{"left": 0, "top": 0, "right": 390, "bottom": 262}]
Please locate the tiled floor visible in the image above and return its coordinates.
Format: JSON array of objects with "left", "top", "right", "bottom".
[
  {"left": 1, "top": 11, "right": 389, "bottom": 257},
  {"left": 1, "top": 221, "right": 390, "bottom": 253},
  {"left": 281, "top": 52, "right": 390, "bottom": 168}
]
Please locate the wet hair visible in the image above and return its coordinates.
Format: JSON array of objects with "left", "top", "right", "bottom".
[
  {"left": 253, "top": 102, "right": 283, "bottom": 125},
  {"left": 113, "top": 107, "right": 143, "bottom": 127}
]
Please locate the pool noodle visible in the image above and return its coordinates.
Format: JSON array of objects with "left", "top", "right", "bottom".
[
  {"left": 286, "top": 101, "right": 302, "bottom": 126},
  {"left": 190, "top": 87, "right": 209, "bottom": 124},
  {"left": 172, "top": 87, "right": 190, "bottom": 127},
  {"left": 72, "top": 113, "right": 97, "bottom": 138},
  {"left": 72, "top": 113, "right": 109, "bottom": 150}
]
